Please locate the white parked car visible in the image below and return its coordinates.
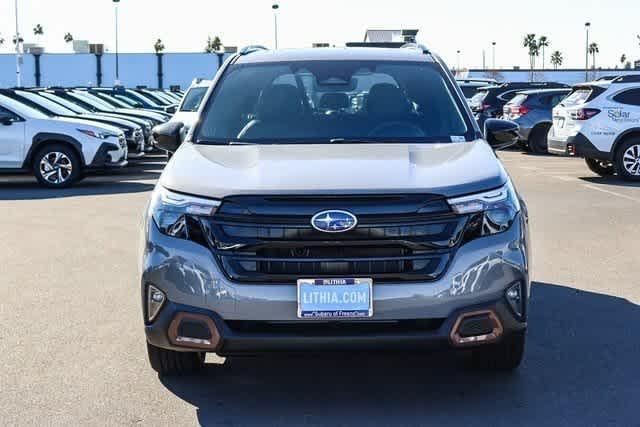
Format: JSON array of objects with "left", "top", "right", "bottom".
[
  {"left": 548, "top": 75, "right": 640, "bottom": 180},
  {"left": 0, "top": 94, "right": 127, "bottom": 188},
  {"left": 169, "top": 79, "right": 212, "bottom": 130}
]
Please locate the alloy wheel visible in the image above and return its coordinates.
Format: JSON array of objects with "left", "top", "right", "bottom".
[
  {"left": 39, "top": 152, "right": 73, "bottom": 184},
  {"left": 622, "top": 144, "right": 640, "bottom": 176}
]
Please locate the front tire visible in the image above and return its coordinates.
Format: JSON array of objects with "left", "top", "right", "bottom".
[
  {"left": 32, "top": 144, "right": 81, "bottom": 188},
  {"left": 470, "top": 331, "right": 525, "bottom": 372},
  {"left": 614, "top": 137, "right": 640, "bottom": 181},
  {"left": 146, "top": 342, "right": 205, "bottom": 376},
  {"left": 585, "top": 158, "right": 615, "bottom": 177}
]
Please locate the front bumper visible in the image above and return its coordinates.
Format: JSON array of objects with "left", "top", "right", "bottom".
[
  {"left": 140, "top": 212, "right": 530, "bottom": 353},
  {"left": 87, "top": 142, "right": 128, "bottom": 169}
]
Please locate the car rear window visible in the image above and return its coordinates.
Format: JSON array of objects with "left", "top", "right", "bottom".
[
  {"left": 197, "top": 60, "right": 473, "bottom": 144},
  {"left": 506, "top": 94, "right": 528, "bottom": 106},
  {"left": 561, "top": 86, "right": 605, "bottom": 107}
]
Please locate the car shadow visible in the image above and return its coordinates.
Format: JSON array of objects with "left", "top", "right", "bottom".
[
  {"left": 579, "top": 176, "right": 640, "bottom": 189},
  {"left": 0, "top": 156, "right": 163, "bottom": 200},
  {"left": 159, "top": 282, "right": 639, "bottom": 426}
]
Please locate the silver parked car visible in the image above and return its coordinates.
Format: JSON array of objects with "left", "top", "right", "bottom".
[{"left": 142, "top": 46, "right": 530, "bottom": 376}]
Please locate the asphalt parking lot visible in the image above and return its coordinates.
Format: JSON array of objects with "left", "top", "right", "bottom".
[{"left": 1, "top": 151, "right": 639, "bottom": 426}]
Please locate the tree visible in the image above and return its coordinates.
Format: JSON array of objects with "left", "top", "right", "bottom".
[
  {"left": 588, "top": 42, "right": 599, "bottom": 69},
  {"left": 538, "top": 36, "right": 550, "bottom": 69},
  {"left": 64, "top": 33, "right": 73, "bottom": 44},
  {"left": 33, "top": 24, "right": 44, "bottom": 37},
  {"left": 551, "top": 51, "right": 563, "bottom": 70},
  {"left": 620, "top": 54, "right": 627, "bottom": 66},
  {"left": 205, "top": 36, "right": 222, "bottom": 53},
  {"left": 523, "top": 34, "right": 539, "bottom": 81},
  {"left": 154, "top": 39, "right": 165, "bottom": 54},
  {"left": 12, "top": 35, "right": 24, "bottom": 45},
  {"left": 0, "top": 35, "right": 4, "bottom": 47}
]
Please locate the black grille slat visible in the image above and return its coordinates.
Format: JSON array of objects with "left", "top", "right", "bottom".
[{"left": 201, "top": 195, "right": 467, "bottom": 284}]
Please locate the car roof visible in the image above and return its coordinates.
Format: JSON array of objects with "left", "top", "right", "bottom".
[
  {"left": 517, "top": 88, "right": 572, "bottom": 95},
  {"left": 234, "top": 47, "right": 434, "bottom": 64}
]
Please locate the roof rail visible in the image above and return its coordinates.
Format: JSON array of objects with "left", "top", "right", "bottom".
[
  {"left": 400, "top": 43, "right": 431, "bottom": 55},
  {"left": 611, "top": 74, "right": 640, "bottom": 84},
  {"left": 239, "top": 45, "right": 269, "bottom": 55}
]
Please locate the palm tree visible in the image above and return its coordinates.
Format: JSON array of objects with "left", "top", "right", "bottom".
[
  {"left": 523, "top": 34, "right": 539, "bottom": 81},
  {"left": 33, "top": 24, "right": 44, "bottom": 37},
  {"left": 205, "top": 36, "right": 222, "bottom": 53},
  {"left": 551, "top": 51, "right": 563, "bottom": 70},
  {"left": 154, "top": 39, "right": 165, "bottom": 54},
  {"left": 620, "top": 54, "right": 627, "bottom": 67},
  {"left": 588, "top": 42, "right": 599, "bottom": 69},
  {"left": 538, "top": 36, "right": 550, "bottom": 69},
  {"left": 64, "top": 33, "right": 73, "bottom": 44}
]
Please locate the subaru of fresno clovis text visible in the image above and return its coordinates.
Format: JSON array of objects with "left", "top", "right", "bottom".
[{"left": 142, "top": 46, "right": 530, "bottom": 376}]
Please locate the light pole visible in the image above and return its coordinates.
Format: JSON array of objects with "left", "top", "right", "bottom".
[
  {"left": 492, "top": 42, "right": 496, "bottom": 69},
  {"left": 585, "top": 22, "right": 591, "bottom": 81},
  {"left": 14, "top": 0, "right": 22, "bottom": 87},
  {"left": 113, "top": 0, "right": 121, "bottom": 84},
  {"left": 272, "top": 4, "right": 279, "bottom": 49},
  {"left": 456, "top": 50, "right": 461, "bottom": 74}
]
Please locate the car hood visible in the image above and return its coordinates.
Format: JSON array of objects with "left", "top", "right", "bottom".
[
  {"left": 160, "top": 140, "right": 508, "bottom": 199},
  {"left": 51, "top": 116, "right": 122, "bottom": 134}
]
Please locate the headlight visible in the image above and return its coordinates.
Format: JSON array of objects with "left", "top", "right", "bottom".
[
  {"left": 149, "top": 186, "right": 220, "bottom": 239},
  {"left": 447, "top": 181, "right": 520, "bottom": 237},
  {"left": 77, "top": 129, "right": 119, "bottom": 140}
]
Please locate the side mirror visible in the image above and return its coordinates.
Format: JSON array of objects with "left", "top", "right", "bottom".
[
  {"left": 165, "top": 104, "right": 178, "bottom": 114},
  {"left": 0, "top": 113, "right": 14, "bottom": 126},
  {"left": 152, "top": 121, "right": 184, "bottom": 152},
  {"left": 484, "top": 119, "right": 519, "bottom": 150}
]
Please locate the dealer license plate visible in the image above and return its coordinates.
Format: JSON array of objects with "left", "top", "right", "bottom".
[{"left": 297, "top": 278, "right": 373, "bottom": 319}]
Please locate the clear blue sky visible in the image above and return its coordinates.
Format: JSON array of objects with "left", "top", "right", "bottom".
[{"left": 1, "top": 0, "right": 639, "bottom": 69}]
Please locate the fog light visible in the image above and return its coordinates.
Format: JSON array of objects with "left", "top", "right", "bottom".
[
  {"left": 147, "top": 285, "right": 166, "bottom": 322},
  {"left": 505, "top": 282, "right": 524, "bottom": 319}
]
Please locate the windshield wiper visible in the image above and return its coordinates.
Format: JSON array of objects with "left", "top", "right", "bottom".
[{"left": 329, "top": 138, "right": 382, "bottom": 144}]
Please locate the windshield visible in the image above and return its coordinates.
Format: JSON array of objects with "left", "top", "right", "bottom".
[
  {"left": 38, "top": 92, "right": 89, "bottom": 114},
  {"left": 94, "top": 92, "right": 130, "bottom": 108},
  {"left": 16, "top": 91, "right": 77, "bottom": 116},
  {"left": 126, "top": 90, "right": 162, "bottom": 108},
  {"left": 180, "top": 87, "right": 209, "bottom": 112},
  {"left": 72, "top": 92, "right": 117, "bottom": 111},
  {"left": 196, "top": 60, "right": 472, "bottom": 144}
]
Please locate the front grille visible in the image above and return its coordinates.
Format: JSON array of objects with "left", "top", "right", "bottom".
[{"left": 201, "top": 195, "right": 469, "bottom": 284}]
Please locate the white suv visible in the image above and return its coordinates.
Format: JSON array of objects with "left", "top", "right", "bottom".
[
  {"left": 169, "top": 79, "right": 212, "bottom": 130},
  {"left": 548, "top": 75, "right": 640, "bottom": 180},
  {"left": 0, "top": 94, "right": 127, "bottom": 188}
]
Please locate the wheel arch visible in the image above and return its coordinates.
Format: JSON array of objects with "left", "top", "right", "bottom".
[
  {"left": 23, "top": 133, "right": 86, "bottom": 170},
  {"left": 530, "top": 121, "right": 552, "bottom": 137},
  {"left": 612, "top": 128, "right": 640, "bottom": 158}
]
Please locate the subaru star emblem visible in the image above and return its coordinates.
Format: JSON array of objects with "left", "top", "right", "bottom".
[{"left": 311, "top": 210, "right": 358, "bottom": 233}]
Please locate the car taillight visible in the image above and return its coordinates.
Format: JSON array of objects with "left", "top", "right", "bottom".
[
  {"left": 571, "top": 108, "right": 601, "bottom": 120},
  {"left": 509, "top": 105, "right": 530, "bottom": 117}
]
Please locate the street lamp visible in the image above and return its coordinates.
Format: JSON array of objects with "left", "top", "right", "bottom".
[
  {"left": 456, "top": 50, "right": 461, "bottom": 74},
  {"left": 272, "top": 4, "right": 279, "bottom": 49},
  {"left": 492, "top": 42, "right": 496, "bottom": 69},
  {"left": 585, "top": 22, "right": 591, "bottom": 82},
  {"left": 14, "top": 0, "right": 22, "bottom": 87},
  {"left": 113, "top": 0, "right": 121, "bottom": 84}
]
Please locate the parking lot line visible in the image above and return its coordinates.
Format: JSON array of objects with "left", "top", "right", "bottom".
[{"left": 582, "top": 184, "right": 640, "bottom": 203}]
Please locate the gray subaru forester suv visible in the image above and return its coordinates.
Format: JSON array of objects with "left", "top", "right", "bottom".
[{"left": 143, "top": 45, "right": 530, "bottom": 376}]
